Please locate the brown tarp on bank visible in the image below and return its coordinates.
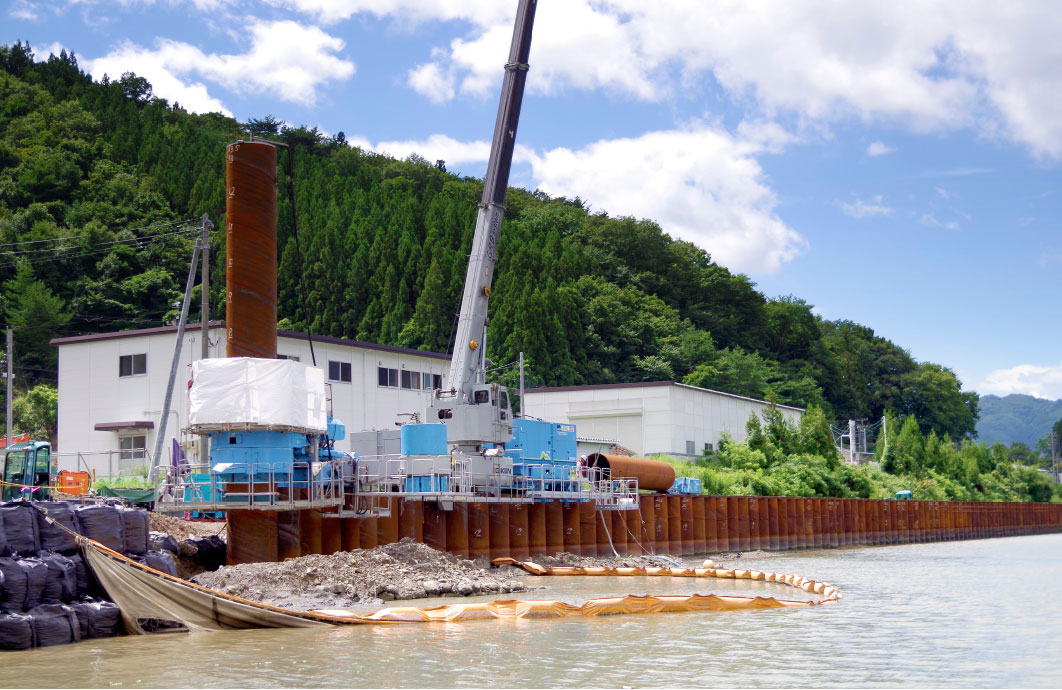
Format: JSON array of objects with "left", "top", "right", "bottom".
[{"left": 81, "top": 539, "right": 371, "bottom": 633}]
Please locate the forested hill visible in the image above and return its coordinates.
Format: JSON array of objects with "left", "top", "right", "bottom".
[
  {"left": 976, "top": 395, "right": 1062, "bottom": 448},
  {"left": 0, "top": 43, "right": 978, "bottom": 438}
]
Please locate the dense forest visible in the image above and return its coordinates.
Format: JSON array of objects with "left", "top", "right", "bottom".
[{"left": 0, "top": 43, "right": 983, "bottom": 442}]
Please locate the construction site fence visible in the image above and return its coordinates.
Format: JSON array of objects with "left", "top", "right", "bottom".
[{"left": 225, "top": 494, "right": 1062, "bottom": 564}]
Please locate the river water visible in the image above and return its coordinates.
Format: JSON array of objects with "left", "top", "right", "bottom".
[{"left": 1, "top": 533, "right": 1059, "bottom": 688}]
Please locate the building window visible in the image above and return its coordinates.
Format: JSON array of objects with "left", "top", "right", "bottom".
[
  {"left": 704, "top": 442, "right": 714, "bottom": 452},
  {"left": 421, "top": 372, "right": 433, "bottom": 390},
  {"left": 377, "top": 367, "right": 398, "bottom": 388},
  {"left": 328, "top": 361, "right": 351, "bottom": 383},
  {"left": 401, "top": 370, "right": 422, "bottom": 390},
  {"left": 119, "top": 353, "right": 147, "bottom": 377},
  {"left": 685, "top": 440, "right": 695, "bottom": 455},
  {"left": 119, "top": 434, "right": 147, "bottom": 461},
  {"left": 434, "top": 374, "right": 443, "bottom": 390},
  {"left": 277, "top": 354, "right": 300, "bottom": 362}
]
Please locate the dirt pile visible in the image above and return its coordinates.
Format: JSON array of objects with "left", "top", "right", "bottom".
[
  {"left": 148, "top": 514, "right": 227, "bottom": 542},
  {"left": 192, "top": 539, "right": 529, "bottom": 611}
]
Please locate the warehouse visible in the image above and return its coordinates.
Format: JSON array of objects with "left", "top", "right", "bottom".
[{"left": 523, "top": 381, "right": 803, "bottom": 459}]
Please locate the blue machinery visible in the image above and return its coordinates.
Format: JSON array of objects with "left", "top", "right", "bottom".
[{"left": 159, "top": 417, "right": 642, "bottom": 515}]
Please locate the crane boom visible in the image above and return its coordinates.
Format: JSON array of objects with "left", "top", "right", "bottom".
[{"left": 446, "top": 0, "right": 537, "bottom": 403}]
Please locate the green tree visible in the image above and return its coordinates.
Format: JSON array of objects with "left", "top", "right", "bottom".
[
  {"left": 12, "top": 382, "right": 57, "bottom": 440},
  {"left": 3, "top": 261, "right": 71, "bottom": 378}
]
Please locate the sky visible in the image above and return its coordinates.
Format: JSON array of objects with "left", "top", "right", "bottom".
[{"left": 7, "top": 0, "right": 1062, "bottom": 400}]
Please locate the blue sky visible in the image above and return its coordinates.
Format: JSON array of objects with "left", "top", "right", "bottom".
[{"left": 7, "top": 0, "right": 1062, "bottom": 399}]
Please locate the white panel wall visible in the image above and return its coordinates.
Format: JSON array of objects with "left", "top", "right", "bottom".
[
  {"left": 56, "top": 330, "right": 450, "bottom": 476},
  {"left": 524, "top": 383, "right": 803, "bottom": 459}
]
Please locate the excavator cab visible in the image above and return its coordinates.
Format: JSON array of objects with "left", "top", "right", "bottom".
[{"left": 1, "top": 441, "right": 53, "bottom": 501}]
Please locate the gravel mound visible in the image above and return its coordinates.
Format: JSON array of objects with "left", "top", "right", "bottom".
[
  {"left": 148, "top": 513, "right": 227, "bottom": 542},
  {"left": 192, "top": 538, "right": 528, "bottom": 611}
]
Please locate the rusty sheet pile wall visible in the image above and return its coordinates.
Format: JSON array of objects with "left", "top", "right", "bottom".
[{"left": 227, "top": 496, "right": 1062, "bottom": 564}]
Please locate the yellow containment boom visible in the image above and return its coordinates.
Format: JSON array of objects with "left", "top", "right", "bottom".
[{"left": 81, "top": 534, "right": 840, "bottom": 631}]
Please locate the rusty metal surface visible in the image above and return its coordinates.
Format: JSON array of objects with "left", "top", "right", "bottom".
[
  {"left": 225, "top": 140, "right": 278, "bottom": 359},
  {"left": 342, "top": 516, "right": 361, "bottom": 551},
  {"left": 446, "top": 504, "right": 469, "bottom": 559},
  {"left": 509, "top": 503, "right": 530, "bottom": 560},
  {"left": 562, "top": 501, "right": 581, "bottom": 556},
  {"left": 545, "top": 501, "right": 564, "bottom": 556},
  {"left": 423, "top": 504, "right": 447, "bottom": 553},
  {"left": 585, "top": 453, "right": 676, "bottom": 493},
  {"left": 468, "top": 502, "right": 490, "bottom": 559},
  {"left": 489, "top": 503, "right": 510, "bottom": 560}
]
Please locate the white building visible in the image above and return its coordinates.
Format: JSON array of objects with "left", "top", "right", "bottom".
[
  {"left": 523, "top": 381, "right": 803, "bottom": 459},
  {"left": 51, "top": 323, "right": 451, "bottom": 478}
]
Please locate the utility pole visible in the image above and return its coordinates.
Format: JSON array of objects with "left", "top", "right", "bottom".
[
  {"left": 151, "top": 239, "right": 202, "bottom": 506},
  {"left": 5, "top": 327, "right": 11, "bottom": 448},
  {"left": 848, "top": 419, "right": 856, "bottom": 465},
  {"left": 198, "top": 214, "right": 213, "bottom": 468},
  {"left": 1049, "top": 428, "right": 1057, "bottom": 484},
  {"left": 518, "top": 351, "right": 524, "bottom": 418}
]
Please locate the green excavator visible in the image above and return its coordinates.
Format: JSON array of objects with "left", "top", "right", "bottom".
[{"left": 1, "top": 441, "right": 53, "bottom": 501}]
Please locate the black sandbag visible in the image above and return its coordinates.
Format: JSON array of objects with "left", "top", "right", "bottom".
[
  {"left": 148, "top": 531, "right": 179, "bottom": 555},
  {"left": 70, "top": 599, "right": 122, "bottom": 640},
  {"left": 181, "top": 535, "right": 226, "bottom": 571},
  {"left": 66, "top": 553, "right": 93, "bottom": 599},
  {"left": 0, "top": 509, "right": 10, "bottom": 558},
  {"left": 0, "top": 612, "right": 33, "bottom": 650},
  {"left": 0, "top": 502, "right": 40, "bottom": 556},
  {"left": 0, "top": 558, "right": 25, "bottom": 613},
  {"left": 21, "top": 559, "right": 48, "bottom": 611},
  {"left": 118, "top": 507, "right": 149, "bottom": 555},
  {"left": 28, "top": 604, "right": 79, "bottom": 647},
  {"left": 35, "top": 502, "right": 80, "bottom": 555},
  {"left": 140, "top": 550, "right": 177, "bottom": 577},
  {"left": 39, "top": 552, "right": 76, "bottom": 603},
  {"left": 74, "top": 505, "right": 123, "bottom": 552},
  {"left": 0, "top": 557, "right": 47, "bottom": 613}
]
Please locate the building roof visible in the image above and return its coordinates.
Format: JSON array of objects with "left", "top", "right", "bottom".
[
  {"left": 525, "top": 380, "right": 805, "bottom": 412},
  {"left": 49, "top": 321, "right": 452, "bottom": 361}
]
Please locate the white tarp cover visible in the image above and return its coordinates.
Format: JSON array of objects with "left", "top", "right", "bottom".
[{"left": 188, "top": 357, "right": 327, "bottom": 432}]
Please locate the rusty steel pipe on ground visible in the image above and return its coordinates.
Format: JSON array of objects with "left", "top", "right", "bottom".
[{"left": 585, "top": 453, "right": 676, "bottom": 493}]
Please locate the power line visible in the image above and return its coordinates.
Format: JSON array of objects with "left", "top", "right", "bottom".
[{"left": 0, "top": 218, "right": 197, "bottom": 250}]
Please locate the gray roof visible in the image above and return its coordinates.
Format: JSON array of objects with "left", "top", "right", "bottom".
[{"left": 49, "top": 321, "right": 452, "bottom": 361}]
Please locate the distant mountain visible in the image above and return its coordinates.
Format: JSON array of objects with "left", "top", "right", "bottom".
[{"left": 976, "top": 394, "right": 1062, "bottom": 447}]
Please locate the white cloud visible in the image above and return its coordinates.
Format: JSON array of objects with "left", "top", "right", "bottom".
[
  {"left": 866, "top": 141, "right": 894, "bottom": 156},
  {"left": 936, "top": 186, "right": 951, "bottom": 199},
  {"left": 83, "top": 19, "right": 355, "bottom": 112},
  {"left": 920, "top": 213, "right": 960, "bottom": 230},
  {"left": 978, "top": 363, "right": 1062, "bottom": 400},
  {"left": 9, "top": 0, "right": 39, "bottom": 20},
  {"left": 839, "top": 195, "right": 892, "bottom": 218},
  {"left": 267, "top": 0, "right": 512, "bottom": 26},
  {"left": 34, "top": 42, "right": 68, "bottom": 60},
  {"left": 407, "top": 60, "right": 455, "bottom": 104},
  {"left": 372, "top": 134, "right": 490, "bottom": 167},
  {"left": 528, "top": 124, "right": 806, "bottom": 275},
  {"left": 341, "top": 1, "right": 1062, "bottom": 159}
]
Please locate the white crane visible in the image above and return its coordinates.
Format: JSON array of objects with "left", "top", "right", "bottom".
[{"left": 433, "top": 0, "right": 537, "bottom": 476}]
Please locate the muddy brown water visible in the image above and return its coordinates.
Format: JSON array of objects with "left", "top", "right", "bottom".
[{"left": 1, "top": 533, "right": 1060, "bottom": 688}]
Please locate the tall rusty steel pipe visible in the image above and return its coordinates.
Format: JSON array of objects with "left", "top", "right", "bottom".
[{"left": 225, "top": 139, "right": 279, "bottom": 359}]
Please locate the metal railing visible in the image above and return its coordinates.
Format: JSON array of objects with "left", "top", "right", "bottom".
[
  {"left": 155, "top": 460, "right": 345, "bottom": 513},
  {"left": 55, "top": 449, "right": 155, "bottom": 486}
]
